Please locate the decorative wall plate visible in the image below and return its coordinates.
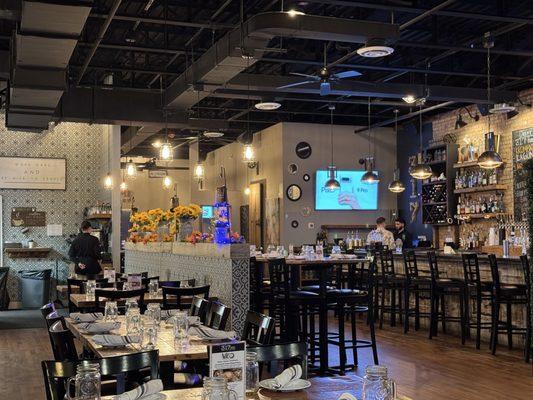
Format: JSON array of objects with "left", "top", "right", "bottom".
[
  {"left": 295, "top": 142, "right": 312, "bottom": 159},
  {"left": 286, "top": 184, "right": 302, "bottom": 201},
  {"left": 291, "top": 220, "right": 299, "bottom": 228},
  {"left": 288, "top": 163, "right": 298, "bottom": 174}
]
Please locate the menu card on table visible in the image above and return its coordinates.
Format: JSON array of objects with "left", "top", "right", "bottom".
[
  {"left": 127, "top": 273, "right": 142, "bottom": 289},
  {"left": 103, "top": 268, "right": 116, "bottom": 283},
  {"left": 208, "top": 342, "right": 246, "bottom": 400}
]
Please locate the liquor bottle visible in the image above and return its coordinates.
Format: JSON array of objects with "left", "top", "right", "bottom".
[{"left": 457, "top": 197, "right": 462, "bottom": 215}]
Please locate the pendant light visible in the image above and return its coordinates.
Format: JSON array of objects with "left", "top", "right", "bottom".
[
  {"left": 103, "top": 127, "right": 113, "bottom": 190},
  {"left": 324, "top": 104, "right": 340, "bottom": 190},
  {"left": 193, "top": 93, "right": 206, "bottom": 181},
  {"left": 478, "top": 32, "right": 503, "bottom": 170},
  {"left": 361, "top": 98, "right": 379, "bottom": 184},
  {"left": 409, "top": 103, "right": 433, "bottom": 180},
  {"left": 158, "top": 76, "right": 173, "bottom": 161},
  {"left": 388, "top": 110, "right": 405, "bottom": 193},
  {"left": 125, "top": 159, "right": 137, "bottom": 179},
  {"left": 162, "top": 175, "right": 172, "bottom": 189},
  {"left": 241, "top": 56, "right": 257, "bottom": 167}
]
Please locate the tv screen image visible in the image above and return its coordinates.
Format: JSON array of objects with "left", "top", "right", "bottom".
[
  {"left": 315, "top": 170, "right": 378, "bottom": 210},
  {"left": 201, "top": 205, "right": 214, "bottom": 219}
]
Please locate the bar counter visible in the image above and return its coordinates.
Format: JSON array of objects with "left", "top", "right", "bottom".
[{"left": 124, "top": 242, "right": 250, "bottom": 333}]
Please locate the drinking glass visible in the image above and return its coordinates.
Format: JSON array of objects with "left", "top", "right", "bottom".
[
  {"left": 173, "top": 311, "right": 189, "bottom": 341},
  {"left": 362, "top": 365, "right": 396, "bottom": 400},
  {"left": 104, "top": 301, "right": 118, "bottom": 322},
  {"left": 85, "top": 280, "right": 96, "bottom": 300},
  {"left": 202, "top": 377, "right": 238, "bottom": 400},
  {"left": 331, "top": 245, "right": 341, "bottom": 255},
  {"left": 66, "top": 363, "right": 101, "bottom": 400},
  {"left": 245, "top": 352, "right": 259, "bottom": 395},
  {"left": 126, "top": 310, "right": 142, "bottom": 335},
  {"left": 148, "top": 280, "right": 159, "bottom": 298},
  {"left": 122, "top": 282, "right": 131, "bottom": 291},
  {"left": 145, "top": 303, "right": 161, "bottom": 328},
  {"left": 125, "top": 299, "right": 139, "bottom": 314},
  {"left": 141, "top": 324, "right": 158, "bottom": 350},
  {"left": 266, "top": 244, "right": 275, "bottom": 255},
  {"left": 276, "top": 245, "right": 285, "bottom": 257}
]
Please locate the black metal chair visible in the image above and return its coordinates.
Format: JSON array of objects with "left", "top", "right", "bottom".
[
  {"left": 190, "top": 295, "right": 209, "bottom": 324},
  {"left": 242, "top": 310, "right": 275, "bottom": 345},
  {"left": 377, "top": 249, "right": 406, "bottom": 329},
  {"left": 45, "top": 311, "right": 66, "bottom": 329},
  {"left": 461, "top": 253, "right": 493, "bottom": 349},
  {"left": 49, "top": 321, "right": 79, "bottom": 362},
  {"left": 247, "top": 342, "right": 308, "bottom": 380},
  {"left": 159, "top": 279, "right": 196, "bottom": 288},
  {"left": 161, "top": 285, "right": 210, "bottom": 310},
  {"left": 94, "top": 288, "right": 146, "bottom": 314},
  {"left": 403, "top": 250, "right": 432, "bottom": 334},
  {"left": 42, "top": 350, "right": 159, "bottom": 400},
  {"left": 427, "top": 251, "right": 466, "bottom": 343},
  {"left": 205, "top": 301, "right": 231, "bottom": 330},
  {"left": 40, "top": 303, "right": 56, "bottom": 319},
  {"left": 488, "top": 254, "right": 528, "bottom": 355},
  {"left": 67, "top": 277, "right": 109, "bottom": 312},
  {"left": 250, "top": 257, "right": 269, "bottom": 313},
  {"left": 520, "top": 255, "right": 532, "bottom": 363}
]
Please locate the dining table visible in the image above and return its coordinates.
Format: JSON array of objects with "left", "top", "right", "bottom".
[
  {"left": 69, "top": 291, "right": 165, "bottom": 308},
  {"left": 101, "top": 375, "right": 412, "bottom": 399}
]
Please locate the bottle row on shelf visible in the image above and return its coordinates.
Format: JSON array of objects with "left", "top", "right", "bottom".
[
  {"left": 455, "top": 168, "right": 499, "bottom": 189},
  {"left": 456, "top": 192, "right": 504, "bottom": 216}
]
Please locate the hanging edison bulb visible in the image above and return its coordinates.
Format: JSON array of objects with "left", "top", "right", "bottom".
[
  {"left": 103, "top": 173, "right": 113, "bottom": 190},
  {"left": 244, "top": 186, "right": 251, "bottom": 196},
  {"left": 159, "top": 142, "right": 174, "bottom": 161},
  {"left": 194, "top": 163, "right": 205, "bottom": 180},
  {"left": 125, "top": 159, "right": 137, "bottom": 179},
  {"left": 162, "top": 175, "right": 172, "bottom": 189},
  {"left": 242, "top": 144, "right": 256, "bottom": 164},
  {"left": 120, "top": 180, "right": 128, "bottom": 191}
]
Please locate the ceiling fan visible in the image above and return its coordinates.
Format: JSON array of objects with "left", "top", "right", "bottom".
[{"left": 277, "top": 44, "right": 361, "bottom": 96}]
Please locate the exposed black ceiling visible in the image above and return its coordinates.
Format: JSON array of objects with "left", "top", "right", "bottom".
[{"left": 1, "top": 0, "right": 532, "bottom": 156}]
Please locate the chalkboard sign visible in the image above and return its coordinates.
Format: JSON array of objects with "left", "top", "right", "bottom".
[
  {"left": 512, "top": 127, "right": 533, "bottom": 221},
  {"left": 11, "top": 207, "right": 46, "bottom": 227}
]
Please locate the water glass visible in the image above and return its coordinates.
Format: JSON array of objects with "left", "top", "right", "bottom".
[
  {"left": 172, "top": 311, "right": 189, "bottom": 340},
  {"left": 125, "top": 299, "right": 139, "bottom": 314},
  {"left": 66, "top": 363, "right": 101, "bottom": 400},
  {"left": 362, "top": 365, "right": 396, "bottom": 400},
  {"left": 141, "top": 325, "right": 158, "bottom": 350},
  {"left": 148, "top": 280, "right": 159, "bottom": 298},
  {"left": 245, "top": 352, "right": 259, "bottom": 395},
  {"left": 331, "top": 245, "right": 341, "bottom": 255},
  {"left": 202, "top": 377, "right": 238, "bottom": 400},
  {"left": 145, "top": 303, "right": 161, "bottom": 327},
  {"left": 104, "top": 301, "right": 118, "bottom": 322},
  {"left": 126, "top": 310, "right": 142, "bottom": 335},
  {"left": 85, "top": 280, "right": 96, "bottom": 300},
  {"left": 276, "top": 245, "right": 285, "bottom": 257}
]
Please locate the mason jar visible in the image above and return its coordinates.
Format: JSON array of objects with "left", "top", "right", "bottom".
[{"left": 362, "top": 365, "right": 396, "bottom": 400}]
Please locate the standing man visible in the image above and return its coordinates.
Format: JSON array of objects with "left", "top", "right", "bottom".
[
  {"left": 366, "top": 217, "right": 395, "bottom": 247},
  {"left": 393, "top": 217, "right": 413, "bottom": 248},
  {"left": 68, "top": 220, "right": 102, "bottom": 276}
]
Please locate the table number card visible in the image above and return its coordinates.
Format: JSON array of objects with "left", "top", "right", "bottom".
[
  {"left": 127, "top": 273, "right": 142, "bottom": 289},
  {"left": 104, "top": 268, "right": 116, "bottom": 283},
  {"left": 208, "top": 341, "right": 246, "bottom": 400}
]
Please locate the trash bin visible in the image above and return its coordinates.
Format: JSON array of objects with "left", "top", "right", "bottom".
[
  {"left": 0, "top": 268, "right": 9, "bottom": 310},
  {"left": 19, "top": 269, "right": 51, "bottom": 309}
]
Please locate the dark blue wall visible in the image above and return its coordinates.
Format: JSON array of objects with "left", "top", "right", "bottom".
[{"left": 396, "top": 121, "right": 434, "bottom": 243}]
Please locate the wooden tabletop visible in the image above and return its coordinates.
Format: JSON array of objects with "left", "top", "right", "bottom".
[
  {"left": 69, "top": 291, "right": 165, "bottom": 308},
  {"left": 66, "top": 315, "right": 210, "bottom": 362},
  {"left": 101, "top": 376, "right": 411, "bottom": 399}
]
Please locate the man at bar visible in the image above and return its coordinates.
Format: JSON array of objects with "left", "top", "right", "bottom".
[
  {"left": 68, "top": 220, "right": 103, "bottom": 276},
  {"left": 393, "top": 217, "right": 413, "bottom": 248},
  {"left": 366, "top": 217, "right": 395, "bottom": 247}
]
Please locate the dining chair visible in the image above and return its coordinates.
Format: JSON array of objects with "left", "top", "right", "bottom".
[
  {"left": 49, "top": 321, "right": 79, "bottom": 362},
  {"left": 247, "top": 342, "right": 308, "bottom": 379},
  {"left": 41, "top": 350, "right": 159, "bottom": 400},
  {"left": 159, "top": 279, "right": 196, "bottom": 288},
  {"left": 242, "top": 310, "right": 275, "bottom": 345},
  {"left": 94, "top": 288, "right": 146, "bottom": 313},
  {"left": 67, "top": 277, "right": 109, "bottom": 313},
  {"left": 190, "top": 295, "right": 209, "bottom": 323},
  {"left": 40, "top": 303, "right": 56, "bottom": 319},
  {"left": 520, "top": 255, "right": 532, "bottom": 363},
  {"left": 161, "top": 285, "right": 210, "bottom": 310},
  {"left": 45, "top": 311, "right": 66, "bottom": 329},
  {"left": 141, "top": 276, "right": 160, "bottom": 288},
  {"left": 205, "top": 300, "right": 231, "bottom": 330}
]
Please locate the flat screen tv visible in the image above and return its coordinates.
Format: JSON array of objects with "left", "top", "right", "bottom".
[
  {"left": 201, "top": 205, "right": 214, "bottom": 219},
  {"left": 315, "top": 170, "right": 378, "bottom": 210}
]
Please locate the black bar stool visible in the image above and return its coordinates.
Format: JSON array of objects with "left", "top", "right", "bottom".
[
  {"left": 520, "top": 255, "right": 532, "bottom": 363},
  {"left": 403, "top": 250, "right": 432, "bottom": 333},
  {"left": 427, "top": 251, "right": 466, "bottom": 343},
  {"left": 488, "top": 254, "right": 528, "bottom": 355},
  {"left": 377, "top": 249, "right": 406, "bottom": 329},
  {"left": 461, "top": 253, "right": 493, "bottom": 349}
]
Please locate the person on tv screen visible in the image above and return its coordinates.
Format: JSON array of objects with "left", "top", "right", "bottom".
[
  {"left": 393, "top": 217, "right": 413, "bottom": 248},
  {"left": 366, "top": 217, "right": 394, "bottom": 247},
  {"left": 338, "top": 192, "right": 360, "bottom": 209}
]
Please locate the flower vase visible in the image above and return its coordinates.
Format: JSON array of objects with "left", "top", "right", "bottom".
[
  {"left": 178, "top": 218, "right": 194, "bottom": 241},
  {"left": 156, "top": 222, "right": 169, "bottom": 241}
]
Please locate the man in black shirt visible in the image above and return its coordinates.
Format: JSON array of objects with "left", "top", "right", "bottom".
[
  {"left": 68, "top": 220, "right": 102, "bottom": 275},
  {"left": 393, "top": 217, "right": 413, "bottom": 248}
]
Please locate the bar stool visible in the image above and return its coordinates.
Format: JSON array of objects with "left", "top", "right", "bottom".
[
  {"left": 377, "top": 249, "right": 406, "bottom": 329},
  {"left": 488, "top": 254, "right": 528, "bottom": 355},
  {"left": 520, "top": 255, "right": 532, "bottom": 362},
  {"left": 250, "top": 257, "right": 270, "bottom": 313},
  {"left": 327, "top": 260, "right": 379, "bottom": 374},
  {"left": 427, "top": 251, "right": 466, "bottom": 343},
  {"left": 403, "top": 250, "right": 432, "bottom": 334},
  {"left": 461, "top": 253, "right": 493, "bottom": 349}
]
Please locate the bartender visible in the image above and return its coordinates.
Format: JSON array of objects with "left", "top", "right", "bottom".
[
  {"left": 393, "top": 217, "right": 413, "bottom": 248},
  {"left": 68, "top": 220, "right": 102, "bottom": 275}
]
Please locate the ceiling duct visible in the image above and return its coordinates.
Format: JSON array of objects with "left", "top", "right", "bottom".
[
  {"left": 6, "top": 0, "right": 92, "bottom": 131},
  {"left": 164, "top": 11, "right": 399, "bottom": 110}
]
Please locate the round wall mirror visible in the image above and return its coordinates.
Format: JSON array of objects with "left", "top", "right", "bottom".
[
  {"left": 291, "top": 220, "right": 299, "bottom": 228},
  {"left": 286, "top": 184, "right": 302, "bottom": 201},
  {"left": 288, "top": 163, "right": 298, "bottom": 174},
  {"left": 295, "top": 142, "right": 312, "bottom": 159},
  {"left": 303, "top": 174, "right": 310, "bottom": 182}
]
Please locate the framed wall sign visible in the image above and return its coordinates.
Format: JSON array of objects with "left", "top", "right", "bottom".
[{"left": 0, "top": 157, "right": 66, "bottom": 190}]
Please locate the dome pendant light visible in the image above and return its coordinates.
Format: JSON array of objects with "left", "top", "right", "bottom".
[
  {"left": 194, "top": 131, "right": 205, "bottom": 182},
  {"left": 324, "top": 104, "right": 340, "bottom": 190},
  {"left": 361, "top": 98, "right": 380, "bottom": 184},
  {"left": 388, "top": 110, "right": 405, "bottom": 193},
  {"left": 409, "top": 103, "right": 432, "bottom": 180},
  {"left": 125, "top": 158, "right": 137, "bottom": 179},
  {"left": 478, "top": 32, "right": 503, "bottom": 170}
]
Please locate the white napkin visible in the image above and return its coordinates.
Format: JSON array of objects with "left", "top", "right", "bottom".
[
  {"left": 189, "top": 326, "right": 236, "bottom": 340},
  {"left": 92, "top": 334, "right": 140, "bottom": 347},
  {"left": 272, "top": 365, "right": 303, "bottom": 389},
  {"left": 162, "top": 312, "right": 201, "bottom": 326},
  {"left": 112, "top": 379, "right": 163, "bottom": 400},
  {"left": 78, "top": 322, "right": 121, "bottom": 334},
  {"left": 70, "top": 312, "right": 103, "bottom": 323}
]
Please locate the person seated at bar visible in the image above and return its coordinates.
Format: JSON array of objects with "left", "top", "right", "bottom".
[
  {"left": 68, "top": 220, "right": 103, "bottom": 276},
  {"left": 366, "top": 217, "right": 395, "bottom": 247},
  {"left": 393, "top": 217, "right": 413, "bottom": 248}
]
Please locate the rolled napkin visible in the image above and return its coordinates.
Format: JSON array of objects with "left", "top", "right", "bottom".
[
  {"left": 272, "top": 364, "right": 303, "bottom": 389},
  {"left": 112, "top": 379, "right": 163, "bottom": 400},
  {"left": 70, "top": 312, "right": 103, "bottom": 323},
  {"left": 92, "top": 334, "right": 140, "bottom": 347},
  {"left": 78, "top": 322, "right": 121, "bottom": 334},
  {"left": 189, "top": 325, "right": 236, "bottom": 340}
]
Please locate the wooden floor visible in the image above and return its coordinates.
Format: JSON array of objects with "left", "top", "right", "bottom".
[{"left": 1, "top": 315, "right": 532, "bottom": 400}]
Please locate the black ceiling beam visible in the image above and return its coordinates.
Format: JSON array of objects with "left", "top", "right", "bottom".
[
  {"left": 70, "top": 64, "right": 179, "bottom": 76},
  {"left": 88, "top": 13, "right": 234, "bottom": 30},
  {"left": 303, "top": 0, "right": 533, "bottom": 25},
  {"left": 395, "top": 41, "right": 533, "bottom": 58},
  {"left": 77, "top": 41, "right": 187, "bottom": 55}
]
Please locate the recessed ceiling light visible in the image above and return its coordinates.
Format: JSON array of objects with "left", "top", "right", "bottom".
[
  {"left": 204, "top": 131, "right": 224, "bottom": 138},
  {"left": 356, "top": 38, "right": 394, "bottom": 58},
  {"left": 489, "top": 103, "right": 516, "bottom": 114},
  {"left": 255, "top": 101, "right": 281, "bottom": 110},
  {"left": 402, "top": 94, "right": 417, "bottom": 104}
]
